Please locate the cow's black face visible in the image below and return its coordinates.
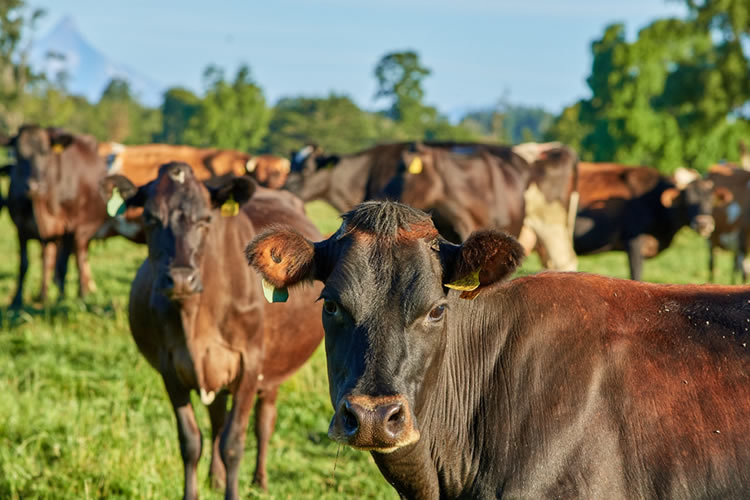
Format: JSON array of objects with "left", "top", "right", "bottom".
[
  {"left": 246, "top": 201, "right": 524, "bottom": 454},
  {"left": 320, "top": 235, "right": 448, "bottom": 452},
  {"left": 105, "top": 162, "right": 255, "bottom": 302},
  {"left": 13, "top": 126, "right": 74, "bottom": 202},
  {"left": 680, "top": 179, "right": 716, "bottom": 237}
]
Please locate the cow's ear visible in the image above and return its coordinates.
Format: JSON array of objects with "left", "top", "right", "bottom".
[
  {"left": 207, "top": 176, "right": 256, "bottom": 209},
  {"left": 100, "top": 175, "right": 145, "bottom": 214},
  {"left": 439, "top": 230, "right": 524, "bottom": 299},
  {"left": 660, "top": 187, "right": 681, "bottom": 208},
  {"left": 713, "top": 187, "right": 734, "bottom": 206},
  {"left": 246, "top": 227, "right": 323, "bottom": 301}
]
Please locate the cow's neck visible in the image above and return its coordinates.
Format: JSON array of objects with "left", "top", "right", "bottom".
[
  {"left": 370, "top": 291, "right": 516, "bottom": 498},
  {"left": 323, "top": 155, "right": 372, "bottom": 212}
]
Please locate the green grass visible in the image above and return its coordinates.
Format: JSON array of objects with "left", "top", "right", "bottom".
[{"left": 0, "top": 200, "right": 740, "bottom": 499}]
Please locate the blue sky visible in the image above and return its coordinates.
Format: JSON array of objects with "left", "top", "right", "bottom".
[{"left": 31, "top": 1, "right": 687, "bottom": 114}]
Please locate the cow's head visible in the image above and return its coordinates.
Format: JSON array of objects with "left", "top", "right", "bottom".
[
  {"left": 10, "top": 125, "right": 75, "bottom": 200},
  {"left": 246, "top": 201, "right": 523, "bottom": 453},
  {"left": 661, "top": 177, "right": 716, "bottom": 237},
  {"left": 103, "top": 162, "right": 255, "bottom": 301},
  {"left": 285, "top": 144, "right": 340, "bottom": 195}
]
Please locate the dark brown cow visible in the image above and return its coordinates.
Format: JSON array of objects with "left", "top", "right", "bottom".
[
  {"left": 706, "top": 164, "right": 750, "bottom": 282},
  {"left": 574, "top": 162, "right": 715, "bottom": 280},
  {"left": 247, "top": 200, "right": 750, "bottom": 499},
  {"left": 100, "top": 142, "right": 290, "bottom": 189},
  {"left": 287, "top": 142, "right": 529, "bottom": 241},
  {"left": 105, "top": 162, "right": 323, "bottom": 500},
  {"left": 1, "top": 125, "right": 112, "bottom": 307}
]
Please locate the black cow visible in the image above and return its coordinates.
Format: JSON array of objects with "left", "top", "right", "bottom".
[
  {"left": 247, "top": 201, "right": 750, "bottom": 499},
  {"left": 574, "top": 162, "right": 715, "bottom": 280}
]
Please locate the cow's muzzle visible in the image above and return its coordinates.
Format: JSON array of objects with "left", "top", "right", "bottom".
[
  {"left": 328, "top": 394, "right": 420, "bottom": 453},
  {"left": 692, "top": 214, "right": 715, "bottom": 237},
  {"left": 162, "top": 266, "right": 203, "bottom": 299}
]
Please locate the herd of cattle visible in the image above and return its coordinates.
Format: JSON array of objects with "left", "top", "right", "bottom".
[{"left": 2, "top": 124, "right": 750, "bottom": 498}]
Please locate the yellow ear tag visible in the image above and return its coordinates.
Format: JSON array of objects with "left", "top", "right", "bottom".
[
  {"left": 262, "top": 278, "right": 288, "bottom": 303},
  {"left": 221, "top": 194, "right": 239, "bottom": 217},
  {"left": 52, "top": 143, "right": 65, "bottom": 154},
  {"left": 445, "top": 268, "right": 481, "bottom": 291},
  {"left": 408, "top": 157, "right": 423, "bottom": 174},
  {"left": 107, "top": 187, "right": 127, "bottom": 217}
]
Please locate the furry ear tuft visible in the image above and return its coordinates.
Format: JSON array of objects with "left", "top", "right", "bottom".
[{"left": 246, "top": 227, "right": 315, "bottom": 288}]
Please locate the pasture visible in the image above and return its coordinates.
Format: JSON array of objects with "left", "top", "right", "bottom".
[{"left": 0, "top": 199, "right": 739, "bottom": 499}]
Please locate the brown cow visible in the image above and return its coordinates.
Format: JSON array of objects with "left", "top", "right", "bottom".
[
  {"left": 574, "top": 162, "right": 715, "bottom": 280},
  {"left": 287, "top": 142, "right": 529, "bottom": 241},
  {"left": 2, "top": 125, "right": 118, "bottom": 306},
  {"left": 104, "top": 162, "right": 323, "bottom": 499},
  {"left": 100, "top": 142, "right": 290, "bottom": 189},
  {"left": 247, "top": 200, "right": 750, "bottom": 499},
  {"left": 706, "top": 164, "right": 750, "bottom": 282}
]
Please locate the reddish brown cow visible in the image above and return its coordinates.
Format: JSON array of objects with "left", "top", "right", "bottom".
[
  {"left": 104, "top": 162, "right": 322, "bottom": 499},
  {"left": 247, "top": 200, "right": 750, "bottom": 499},
  {"left": 575, "top": 162, "right": 715, "bottom": 280},
  {"left": 100, "top": 143, "right": 290, "bottom": 189}
]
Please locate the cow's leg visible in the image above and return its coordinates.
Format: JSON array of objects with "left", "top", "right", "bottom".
[
  {"left": 54, "top": 235, "right": 73, "bottom": 298},
  {"left": 37, "top": 241, "right": 57, "bottom": 303},
  {"left": 207, "top": 390, "right": 229, "bottom": 490},
  {"left": 221, "top": 372, "right": 259, "bottom": 499},
  {"left": 708, "top": 240, "right": 716, "bottom": 282},
  {"left": 164, "top": 373, "right": 202, "bottom": 500},
  {"left": 253, "top": 386, "right": 279, "bottom": 490},
  {"left": 74, "top": 234, "right": 96, "bottom": 297},
  {"left": 11, "top": 234, "right": 29, "bottom": 308},
  {"left": 626, "top": 237, "right": 644, "bottom": 281}
]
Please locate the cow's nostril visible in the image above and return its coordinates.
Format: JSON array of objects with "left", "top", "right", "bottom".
[
  {"left": 383, "top": 404, "right": 405, "bottom": 437},
  {"left": 341, "top": 402, "right": 359, "bottom": 435}
]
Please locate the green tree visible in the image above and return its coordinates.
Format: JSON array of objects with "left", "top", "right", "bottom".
[
  {"left": 183, "top": 64, "right": 270, "bottom": 151},
  {"left": 93, "top": 78, "right": 161, "bottom": 144},
  {"left": 264, "top": 93, "right": 383, "bottom": 154},
  {"left": 0, "top": 0, "right": 44, "bottom": 133},
  {"left": 155, "top": 86, "right": 200, "bottom": 144}
]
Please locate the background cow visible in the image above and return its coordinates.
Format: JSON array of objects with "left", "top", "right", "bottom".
[
  {"left": 288, "top": 140, "right": 578, "bottom": 270},
  {"left": 247, "top": 200, "right": 750, "bottom": 499},
  {"left": 574, "top": 162, "right": 715, "bottom": 280},
  {"left": 100, "top": 142, "right": 290, "bottom": 189},
  {"left": 104, "top": 162, "right": 323, "bottom": 499},
  {"left": 1, "top": 126, "right": 92, "bottom": 307}
]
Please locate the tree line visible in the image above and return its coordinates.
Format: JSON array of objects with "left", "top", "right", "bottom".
[{"left": 0, "top": 0, "right": 747, "bottom": 172}]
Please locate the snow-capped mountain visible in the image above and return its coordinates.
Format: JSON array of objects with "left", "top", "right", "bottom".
[{"left": 29, "top": 16, "right": 164, "bottom": 107}]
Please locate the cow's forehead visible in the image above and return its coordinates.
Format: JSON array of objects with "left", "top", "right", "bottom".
[{"left": 148, "top": 163, "right": 209, "bottom": 216}]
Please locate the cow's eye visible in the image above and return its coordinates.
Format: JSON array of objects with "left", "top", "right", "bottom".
[
  {"left": 323, "top": 299, "right": 339, "bottom": 315},
  {"left": 428, "top": 304, "right": 445, "bottom": 322},
  {"left": 143, "top": 211, "right": 160, "bottom": 227}
]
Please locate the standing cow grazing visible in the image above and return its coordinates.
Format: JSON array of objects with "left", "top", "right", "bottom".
[
  {"left": 247, "top": 201, "right": 750, "bottom": 499},
  {"left": 104, "top": 162, "right": 323, "bottom": 499}
]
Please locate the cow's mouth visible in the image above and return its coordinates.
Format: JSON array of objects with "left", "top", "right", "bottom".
[{"left": 692, "top": 215, "right": 715, "bottom": 237}]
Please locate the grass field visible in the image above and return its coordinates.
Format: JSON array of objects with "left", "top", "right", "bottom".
[{"left": 0, "top": 199, "right": 741, "bottom": 499}]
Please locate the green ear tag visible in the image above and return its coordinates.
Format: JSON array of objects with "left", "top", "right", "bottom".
[
  {"left": 445, "top": 268, "right": 481, "bottom": 291},
  {"left": 262, "top": 278, "right": 288, "bottom": 303},
  {"left": 107, "top": 187, "right": 126, "bottom": 217},
  {"left": 221, "top": 194, "right": 239, "bottom": 217}
]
